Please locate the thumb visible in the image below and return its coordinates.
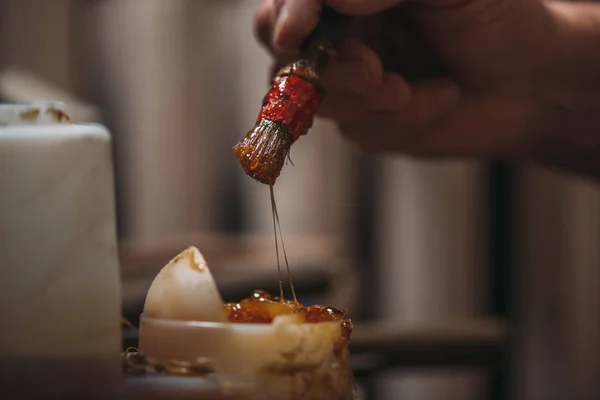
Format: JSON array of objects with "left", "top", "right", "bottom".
[{"left": 272, "top": 0, "right": 403, "bottom": 51}]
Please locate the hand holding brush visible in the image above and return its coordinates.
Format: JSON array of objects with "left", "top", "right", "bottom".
[{"left": 247, "top": 0, "right": 600, "bottom": 181}]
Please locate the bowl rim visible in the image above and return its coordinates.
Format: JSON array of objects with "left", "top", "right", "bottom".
[{"left": 139, "top": 313, "right": 342, "bottom": 332}]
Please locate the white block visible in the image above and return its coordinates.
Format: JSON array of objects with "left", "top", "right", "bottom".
[{"left": 0, "top": 102, "right": 122, "bottom": 396}]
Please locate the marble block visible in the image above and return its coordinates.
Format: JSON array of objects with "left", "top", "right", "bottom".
[{"left": 0, "top": 102, "right": 122, "bottom": 397}]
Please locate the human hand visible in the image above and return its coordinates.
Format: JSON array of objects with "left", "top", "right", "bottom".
[{"left": 255, "top": 0, "right": 600, "bottom": 175}]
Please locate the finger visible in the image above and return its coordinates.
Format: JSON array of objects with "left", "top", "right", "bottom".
[
  {"left": 337, "top": 78, "right": 461, "bottom": 153},
  {"left": 375, "top": 79, "right": 460, "bottom": 147},
  {"left": 320, "top": 38, "right": 384, "bottom": 95},
  {"left": 407, "top": 95, "right": 520, "bottom": 158},
  {"left": 408, "top": 78, "right": 461, "bottom": 123},
  {"left": 334, "top": 38, "right": 384, "bottom": 85},
  {"left": 318, "top": 74, "right": 412, "bottom": 123},
  {"left": 273, "top": 0, "right": 404, "bottom": 52},
  {"left": 254, "top": 0, "right": 277, "bottom": 49},
  {"left": 322, "top": 73, "right": 412, "bottom": 127},
  {"left": 320, "top": 61, "right": 373, "bottom": 95},
  {"left": 318, "top": 89, "right": 368, "bottom": 121},
  {"left": 359, "top": 78, "right": 460, "bottom": 132},
  {"left": 329, "top": 78, "right": 459, "bottom": 136},
  {"left": 272, "top": 38, "right": 384, "bottom": 96},
  {"left": 256, "top": 0, "right": 300, "bottom": 60},
  {"left": 273, "top": 0, "right": 322, "bottom": 51},
  {"left": 364, "top": 72, "right": 411, "bottom": 111},
  {"left": 339, "top": 119, "right": 410, "bottom": 154}
]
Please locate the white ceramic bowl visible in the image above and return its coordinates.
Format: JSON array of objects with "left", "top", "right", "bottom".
[{"left": 139, "top": 315, "right": 354, "bottom": 400}]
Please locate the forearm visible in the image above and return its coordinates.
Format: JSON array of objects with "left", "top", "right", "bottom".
[{"left": 533, "top": 1, "right": 600, "bottom": 177}]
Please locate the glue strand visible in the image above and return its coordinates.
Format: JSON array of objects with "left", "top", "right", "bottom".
[
  {"left": 270, "top": 186, "right": 298, "bottom": 303},
  {"left": 270, "top": 185, "right": 285, "bottom": 300}
]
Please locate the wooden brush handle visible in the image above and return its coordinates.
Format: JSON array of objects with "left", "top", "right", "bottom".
[{"left": 299, "top": 6, "right": 352, "bottom": 71}]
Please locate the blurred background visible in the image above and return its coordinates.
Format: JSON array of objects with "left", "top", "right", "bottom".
[{"left": 1, "top": 1, "right": 599, "bottom": 399}]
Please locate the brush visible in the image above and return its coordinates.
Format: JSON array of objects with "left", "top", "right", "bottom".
[{"left": 233, "top": 6, "right": 351, "bottom": 186}]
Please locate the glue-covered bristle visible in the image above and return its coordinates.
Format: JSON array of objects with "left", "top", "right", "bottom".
[{"left": 234, "top": 119, "right": 293, "bottom": 185}]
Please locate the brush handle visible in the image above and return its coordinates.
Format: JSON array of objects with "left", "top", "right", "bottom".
[{"left": 299, "top": 6, "right": 352, "bottom": 72}]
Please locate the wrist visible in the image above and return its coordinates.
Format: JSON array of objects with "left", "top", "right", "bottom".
[{"left": 530, "top": 1, "right": 600, "bottom": 176}]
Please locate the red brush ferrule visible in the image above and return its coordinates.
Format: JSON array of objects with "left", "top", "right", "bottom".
[{"left": 257, "top": 73, "right": 322, "bottom": 142}]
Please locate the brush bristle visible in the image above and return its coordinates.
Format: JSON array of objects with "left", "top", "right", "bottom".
[{"left": 233, "top": 119, "right": 293, "bottom": 185}]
